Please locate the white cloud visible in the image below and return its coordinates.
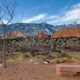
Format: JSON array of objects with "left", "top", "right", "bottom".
[
  {"left": 47, "top": 16, "right": 59, "bottom": 20},
  {"left": 64, "top": 4, "right": 80, "bottom": 21},
  {"left": 22, "top": 14, "right": 47, "bottom": 23},
  {"left": 21, "top": 3, "right": 80, "bottom": 25},
  {"left": 47, "top": 3, "right": 80, "bottom": 25},
  {"left": 0, "top": 19, "right": 8, "bottom": 24}
]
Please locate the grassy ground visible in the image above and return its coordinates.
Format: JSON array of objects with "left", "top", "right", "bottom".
[{"left": 6, "top": 51, "right": 80, "bottom": 64}]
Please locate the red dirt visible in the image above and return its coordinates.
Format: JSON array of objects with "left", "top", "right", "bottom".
[
  {"left": 0, "top": 61, "right": 79, "bottom": 80},
  {"left": 0, "top": 61, "right": 56, "bottom": 80}
]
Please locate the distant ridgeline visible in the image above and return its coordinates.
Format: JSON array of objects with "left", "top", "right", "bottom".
[
  {"left": 0, "top": 23, "right": 80, "bottom": 38},
  {"left": 0, "top": 23, "right": 80, "bottom": 52}
]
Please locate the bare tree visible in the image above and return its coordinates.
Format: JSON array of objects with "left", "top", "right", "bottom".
[{"left": 0, "top": 0, "right": 17, "bottom": 68}]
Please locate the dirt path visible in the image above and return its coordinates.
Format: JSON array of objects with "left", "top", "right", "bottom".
[{"left": 0, "top": 61, "right": 79, "bottom": 80}]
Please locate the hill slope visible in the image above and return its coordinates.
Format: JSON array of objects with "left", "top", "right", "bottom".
[{"left": 52, "top": 27, "right": 80, "bottom": 38}]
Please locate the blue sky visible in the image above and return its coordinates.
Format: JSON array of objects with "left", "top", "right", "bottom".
[{"left": 1, "top": 0, "right": 80, "bottom": 25}]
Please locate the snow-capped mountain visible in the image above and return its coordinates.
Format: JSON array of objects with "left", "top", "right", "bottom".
[
  {"left": 7, "top": 23, "right": 55, "bottom": 36},
  {"left": 0, "top": 22, "right": 80, "bottom": 36}
]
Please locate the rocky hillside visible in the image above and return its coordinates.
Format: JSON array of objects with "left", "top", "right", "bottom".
[
  {"left": 52, "top": 27, "right": 80, "bottom": 38},
  {"left": 6, "top": 31, "right": 26, "bottom": 38}
]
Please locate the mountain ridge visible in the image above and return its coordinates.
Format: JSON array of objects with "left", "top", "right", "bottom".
[{"left": 0, "top": 22, "right": 80, "bottom": 36}]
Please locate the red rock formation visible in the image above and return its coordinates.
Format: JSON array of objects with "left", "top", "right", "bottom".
[
  {"left": 6, "top": 31, "right": 26, "bottom": 38},
  {"left": 36, "top": 32, "right": 48, "bottom": 39},
  {"left": 52, "top": 28, "right": 80, "bottom": 38}
]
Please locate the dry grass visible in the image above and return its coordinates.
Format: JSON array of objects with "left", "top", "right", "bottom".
[{"left": 8, "top": 52, "right": 32, "bottom": 62}]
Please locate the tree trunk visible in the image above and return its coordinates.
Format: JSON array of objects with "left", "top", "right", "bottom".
[{"left": 3, "top": 25, "right": 7, "bottom": 68}]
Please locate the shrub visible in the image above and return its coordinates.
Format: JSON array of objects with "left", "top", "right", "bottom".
[
  {"left": 23, "top": 53, "right": 32, "bottom": 59},
  {"left": 9, "top": 52, "right": 32, "bottom": 60},
  {"left": 9, "top": 52, "right": 19, "bottom": 60},
  {"left": 50, "top": 52, "right": 62, "bottom": 59},
  {"left": 68, "top": 54, "right": 80, "bottom": 60},
  {"left": 35, "top": 55, "right": 48, "bottom": 61}
]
